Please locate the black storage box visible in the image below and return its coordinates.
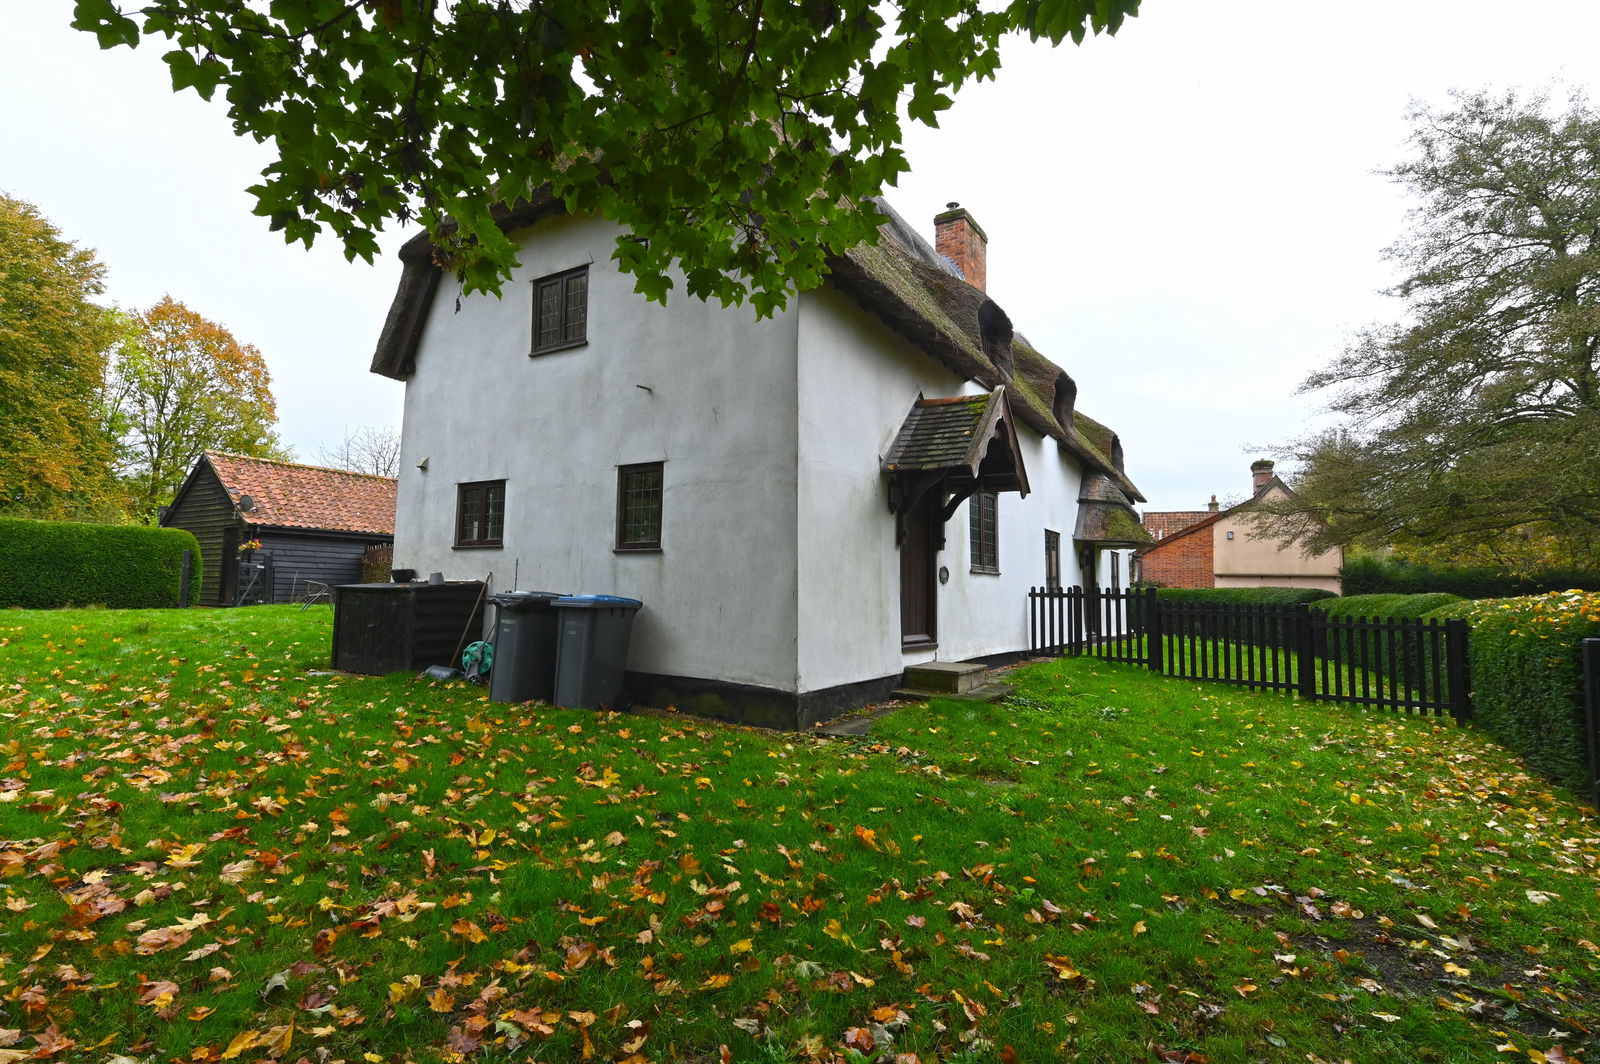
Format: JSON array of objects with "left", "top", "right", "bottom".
[{"left": 332, "top": 581, "right": 485, "bottom": 675}]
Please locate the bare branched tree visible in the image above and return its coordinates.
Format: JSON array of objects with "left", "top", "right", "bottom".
[{"left": 319, "top": 425, "right": 401, "bottom": 478}]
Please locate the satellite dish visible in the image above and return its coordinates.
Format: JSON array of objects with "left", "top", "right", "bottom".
[{"left": 239, "top": 495, "right": 255, "bottom": 512}]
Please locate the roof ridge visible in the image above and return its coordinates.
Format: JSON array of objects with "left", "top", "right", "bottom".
[{"left": 206, "top": 450, "right": 397, "bottom": 482}]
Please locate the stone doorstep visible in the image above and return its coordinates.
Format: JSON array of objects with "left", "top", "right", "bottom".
[
  {"left": 890, "top": 681, "right": 1011, "bottom": 704},
  {"left": 901, "top": 660, "right": 987, "bottom": 694},
  {"left": 815, "top": 679, "right": 1013, "bottom": 737}
]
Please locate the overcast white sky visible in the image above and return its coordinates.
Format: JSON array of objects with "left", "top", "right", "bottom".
[{"left": 5, "top": 2, "right": 1600, "bottom": 509}]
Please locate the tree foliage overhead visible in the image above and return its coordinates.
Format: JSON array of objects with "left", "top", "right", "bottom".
[
  {"left": 1273, "top": 89, "right": 1600, "bottom": 566},
  {"left": 0, "top": 194, "right": 123, "bottom": 519},
  {"left": 70, "top": 0, "right": 1138, "bottom": 314},
  {"left": 106, "top": 296, "right": 288, "bottom": 520}
]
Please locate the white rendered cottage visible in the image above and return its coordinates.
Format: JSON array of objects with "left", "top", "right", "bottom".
[{"left": 371, "top": 198, "right": 1150, "bottom": 727}]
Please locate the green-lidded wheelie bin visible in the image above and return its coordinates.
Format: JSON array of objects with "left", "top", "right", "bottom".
[
  {"left": 552, "top": 595, "right": 643, "bottom": 709},
  {"left": 488, "top": 591, "right": 566, "bottom": 703}
]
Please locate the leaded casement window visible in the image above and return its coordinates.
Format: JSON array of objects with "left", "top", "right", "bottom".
[
  {"left": 1044, "top": 529, "right": 1062, "bottom": 589},
  {"left": 455, "top": 480, "right": 505, "bottom": 547},
  {"left": 969, "top": 492, "right": 999, "bottom": 573},
  {"left": 616, "top": 462, "right": 663, "bottom": 551},
  {"left": 531, "top": 266, "right": 589, "bottom": 354}
]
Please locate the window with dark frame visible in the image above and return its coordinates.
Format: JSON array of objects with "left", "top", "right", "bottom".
[
  {"left": 1044, "top": 529, "right": 1061, "bottom": 589},
  {"left": 1110, "top": 551, "right": 1121, "bottom": 590},
  {"left": 969, "top": 492, "right": 998, "bottom": 573},
  {"left": 616, "top": 462, "right": 663, "bottom": 551},
  {"left": 531, "top": 265, "right": 589, "bottom": 354},
  {"left": 455, "top": 480, "right": 505, "bottom": 548}
]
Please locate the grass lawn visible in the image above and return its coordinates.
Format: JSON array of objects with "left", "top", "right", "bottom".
[{"left": 1, "top": 606, "right": 1597, "bottom": 1064}]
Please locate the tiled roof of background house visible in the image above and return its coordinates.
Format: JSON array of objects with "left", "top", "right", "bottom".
[
  {"left": 205, "top": 452, "right": 397, "bottom": 535},
  {"left": 1143, "top": 510, "right": 1215, "bottom": 540}
]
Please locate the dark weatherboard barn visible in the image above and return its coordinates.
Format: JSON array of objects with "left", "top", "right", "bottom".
[{"left": 161, "top": 452, "right": 397, "bottom": 606}]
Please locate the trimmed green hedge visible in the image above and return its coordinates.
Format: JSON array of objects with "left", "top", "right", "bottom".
[
  {"left": 1311, "top": 593, "right": 1464, "bottom": 689},
  {"left": 1154, "top": 586, "right": 1336, "bottom": 606},
  {"left": 1342, "top": 555, "right": 1600, "bottom": 598},
  {"left": 1145, "top": 588, "right": 1334, "bottom": 648},
  {"left": 1424, "top": 592, "right": 1599, "bottom": 791},
  {"left": 0, "top": 518, "right": 202, "bottom": 609},
  {"left": 1311, "top": 592, "right": 1463, "bottom": 620}
]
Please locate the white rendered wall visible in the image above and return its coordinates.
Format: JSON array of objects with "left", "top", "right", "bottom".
[
  {"left": 794, "top": 288, "right": 1088, "bottom": 692},
  {"left": 392, "top": 214, "right": 802, "bottom": 691}
]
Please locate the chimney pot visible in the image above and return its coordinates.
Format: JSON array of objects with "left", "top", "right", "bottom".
[
  {"left": 934, "top": 204, "right": 988, "bottom": 292},
  {"left": 1251, "top": 460, "right": 1275, "bottom": 494}
]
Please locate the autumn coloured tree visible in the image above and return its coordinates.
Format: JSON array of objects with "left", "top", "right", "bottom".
[
  {"left": 0, "top": 194, "right": 123, "bottom": 519},
  {"left": 105, "top": 296, "right": 288, "bottom": 519},
  {"left": 70, "top": 0, "right": 1139, "bottom": 313},
  {"left": 1271, "top": 89, "right": 1600, "bottom": 567}
]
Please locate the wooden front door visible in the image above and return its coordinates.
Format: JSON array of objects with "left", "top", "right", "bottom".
[{"left": 900, "top": 493, "right": 939, "bottom": 647}]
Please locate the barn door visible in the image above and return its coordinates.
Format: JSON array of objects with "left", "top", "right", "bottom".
[
  {"left": 220, "top": 527, "right": 239, "bottom": 606},
  {"left": 900, "top": 493, "right": 939, "bottom": 647}
]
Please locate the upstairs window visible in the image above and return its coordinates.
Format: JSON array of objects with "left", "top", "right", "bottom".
[
  {"left": 616, "top": 462, "right": 664, "bottom": 551},
  {"left": 456, "top": 480, "right": 505, "bottom": 547},
  {"left": 969, "top": 492, "right": 998, "bottom": 573},
  {"left": 531, "top": 266, "right": 589, "bottom": 354}
]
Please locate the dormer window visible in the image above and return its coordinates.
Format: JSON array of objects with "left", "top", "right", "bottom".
[
  {"left": 1053, "top": 372, "right": 1077, "bottom": 430},
  {"left": 977, "top": 299, "right": 1013, "bottom": 381}
]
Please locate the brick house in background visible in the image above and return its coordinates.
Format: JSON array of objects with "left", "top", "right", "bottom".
[{"left": 1134, "top": 461, "right": 1342, "bottom": 593}]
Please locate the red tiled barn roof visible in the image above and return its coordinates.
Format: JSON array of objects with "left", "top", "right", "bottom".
[{"left": 205, "top": 452, "right": 397, "bottom": 535}]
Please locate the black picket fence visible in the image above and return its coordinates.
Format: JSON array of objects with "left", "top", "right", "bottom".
[
  {"left": 1028, "top": 586, "right": 1471, "bottom": 721},
  {"left": 1581, "top": 639, "right": 1600, "bottom": 809}
]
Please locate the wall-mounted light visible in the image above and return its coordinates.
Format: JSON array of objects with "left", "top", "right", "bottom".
[{"left": 416, "top": 457, "right": 429, "bottom": 471}]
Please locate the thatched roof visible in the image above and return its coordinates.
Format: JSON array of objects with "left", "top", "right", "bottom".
[
  {"left": 369, "top": 194, "right": 1143, "bottom": 501},
  {"left": 1073, "top": 473, "right": 1153, "bottom": 548}
]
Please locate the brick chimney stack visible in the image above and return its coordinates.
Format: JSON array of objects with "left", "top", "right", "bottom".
[
  {"left": 1251, "top": 460, "right": 1275, "bottom": 495},
  {"left": 1207, "top": 495, "right": 1219, "bottom": 512},
  {"left": 934, "top": 202, "right": 987, "bottom": 292}
]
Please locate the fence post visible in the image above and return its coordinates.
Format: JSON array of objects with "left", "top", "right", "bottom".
[
  {"left": 179, "top": 550, "right": 193, "bottom": 608},
  {"left": 1445, "top": 618, "right": 1471, "bottom": 724},
  {"left": 1582, "top": 638, "right": 1600, "bottom": 810},
  {"left": 1295, "top": 603, "right": 1316, "bottom": 700},
  {"left": 1033, "top": 587, "right": 1041, "bottom": 655},
  {"left": 1145, "top": 586, "right": 1163, "bottom": 674}
]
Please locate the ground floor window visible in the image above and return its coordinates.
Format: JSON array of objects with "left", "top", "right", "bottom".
[
  {"left": 616, "top": 462, "right": 664, "bottom": 551},
  {"left": 455, "top": 480, "right": 505, "bottom": 547},
  {"left": 969, "top": 492, "right": 998, "bottom": 573},
  {"left": 1110, "top": 551, "right": 1121, "bottom": 589},
  {"left": 1045, "top": 529, "right": 1061, "bottom": 589}
]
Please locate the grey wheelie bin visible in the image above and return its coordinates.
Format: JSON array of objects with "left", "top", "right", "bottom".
[
  {"left": 551, "top": 595, "right": 643, "bottom": 709},
  {"left": 488, "top": 591, "right": 566, "bottom": 703}
]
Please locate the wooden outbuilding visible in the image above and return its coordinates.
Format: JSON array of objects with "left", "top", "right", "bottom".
[{"left": 160, "top": 452, "right": 397, "bottom": 606}]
